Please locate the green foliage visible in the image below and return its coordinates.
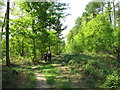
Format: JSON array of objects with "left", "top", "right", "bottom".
[
  {"left": 65, "top": 1, "right": 120, "bottom": 60},
  {"left": 85, "top": 2, "right": 104, "bottom": 17},
  {"left": 63, "top": 53, "right": 119, "bottom": 88},
  {"left": 1, "top": 1, "right": 68, "bottom": 63},
  {"left": 2, "top": 66, "right": 37, "bottom": 88},
  {"left": 66, "top": 14, "right": 114, "bottom": 54},
  {"left": 33, "top": 63, "right": 73, "bottom": 88},
  {"left": 103, "top": 71, "right": 119, "bottom": 89}
]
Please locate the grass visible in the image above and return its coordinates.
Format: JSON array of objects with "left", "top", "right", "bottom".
[
  {"left": 62, "top": 52, "right": 120, "bottom": 89},
  {"left": 2, "top": 65, "right": 37, "bottom": 88},
  {"left": 2, "top": 52, "right": 120, "bottom": 89},
  {"left": 1, "top": 56, "right": 33, "bottom": 66},
  {"left": 33, "top": 62, "right": 74, "bottom": 88}
]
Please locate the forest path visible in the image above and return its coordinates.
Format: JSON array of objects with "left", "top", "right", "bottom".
[
  {"left": 31, "top": 54, "right": 87, "bottom": 88},
  {"left": 31, "top": 66, "right": 52, "bottom": 88},
  {"left": 51, "top": 54, "right": 87, "bottom": 88}
]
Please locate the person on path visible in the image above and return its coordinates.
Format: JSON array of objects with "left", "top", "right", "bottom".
[
  {"left": 47, "top": 51, "right": 51, "bottom": 61},
  {"left": 44, "top": 53, "right": 47, "bottom": 62}
]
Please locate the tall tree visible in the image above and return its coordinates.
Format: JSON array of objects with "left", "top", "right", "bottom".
[
  {"left": 112, "top": 0, "right": 116, "bottom": 28},
  {"left": 85, "top": 2, "right": 104, "bottom": 18},
  {"left": 107, "top": 1, "right": 112, "bottom": 23},
  {"left": 14, "top": 1, "right": 68, "bottom": 61},
  {"left": 117, "top": 1, "right": 120, "bottom": 62},
  {"left": 6, "top": 0, "right": 10, "bottom": 66}
]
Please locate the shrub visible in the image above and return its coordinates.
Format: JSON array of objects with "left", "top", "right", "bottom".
[{"left": 103, "top": 71, "right": 119, "bottom": 89}]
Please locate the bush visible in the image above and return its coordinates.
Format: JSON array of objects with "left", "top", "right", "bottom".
[
  {"left": 103, "top": 71, "right": 119, "bottom": 89},
  {"left": 63, "top": 53, "right": 120, "bottom": 88}
]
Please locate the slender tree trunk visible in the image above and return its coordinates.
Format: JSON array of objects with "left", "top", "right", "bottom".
[
  {"left": 33, "top": 38, "right": 36, "bottom": 61},
  {"left": 108, "top": 2, "right": 112, "bottom": 23},
  {"left": 1, "top": 10, "right": 7, "bottom": 41},
  {"left": 113, "top": 0, "right": 116, "bottom": 28},
  {"left": 57, "top": 41, "right": 59, "bottom": 54},
  {"left": 32, "top": 19, "right": 36, "bottom": 61},
  {"left": 48, "top": 26, "right": 51, "bottom": 51},
  {"left": 102, "top": 3, "right": 104, "bottom": 14},
  {"left": 57, "top": 34, "right": 59, "bottom": 54},
  {"left": 117, "top": 1, "right": 120, "bottom": 62},
  {"left": 21, "top": 39, "right": 24, "bottom": 56},
  {"left": 102, "top": 6, "right": 103, "bottom": 14},
  {"left": 6, "top": 0, "right": 10, "bottom": 66},
  {"left": 26, "top": 2, "right": 36, "bottom": 62},
  {"left": 0, "top": 8, "right": 7, "bottom": 62},
  {"left": 18, "top": 39, "right": 21, "bottom": 56}
]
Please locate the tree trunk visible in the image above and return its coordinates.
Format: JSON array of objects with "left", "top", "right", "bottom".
[
  {"left": 108, "top": 2, "right": 112, "bottom": 23},
  {"left": 33, "top": 38, "right": 36, "bottom": 61},
  {"left": 32, "top": 19, "right": 36, "bottom": 61},
  {"left": 57, "top": 34, "right": 59, "bottom": 54},
  {"left": 21, "top": 39, "right": 24, "bottom": 57},
  {"left": 101, "top": 2, "right": 104, "bottom": 14},
  {"left": 48, "top": 26, "right": 51, "bottom": 51},
  {"left": 1, "top": 10, "right": 7, "bottom": 41},
  {"left": 18, "top": 39, "right": 21, "bottom": 56},
  {"left": 6, "top": 0, "right": 10, "bottom": 66},
  {"left": 113, "top": 0, "right": 116, "bottom": 28},
  {"left": 0, "top": 8, "right": 7, "bottom": 63},
  {"left": 117, "top": 1, "right": 120, "bottom": 62}
]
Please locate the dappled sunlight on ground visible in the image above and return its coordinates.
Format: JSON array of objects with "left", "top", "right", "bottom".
[
  {"left": 32, "top": 66, "right": 51, "bottom": 88},
  {"left": 35, "top": 72, "right": 51, "bottom": 88},
  {"left": 31, "top": 55, "right": 88, "bottom": 88}
]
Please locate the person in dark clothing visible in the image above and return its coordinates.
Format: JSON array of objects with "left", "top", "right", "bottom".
[
  {"left": 44, "top": 53, "right": 47, "bottom": 62},
  {"left": 47, "top": 51, "right": 51, "bottom": 61}
]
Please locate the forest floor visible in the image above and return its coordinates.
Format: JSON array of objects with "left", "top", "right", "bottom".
[
  {"left": 2, "top": 54, "right": 87, "bottom": 88},
  {"left": 30, "top": 55, "right": 88, "bottom": 88},
  {"left": 31, "top": 66, "right": 51, "bottom": 88},
  {"left": 2, "top": 53, "right": 119, "bottom": 89}
]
